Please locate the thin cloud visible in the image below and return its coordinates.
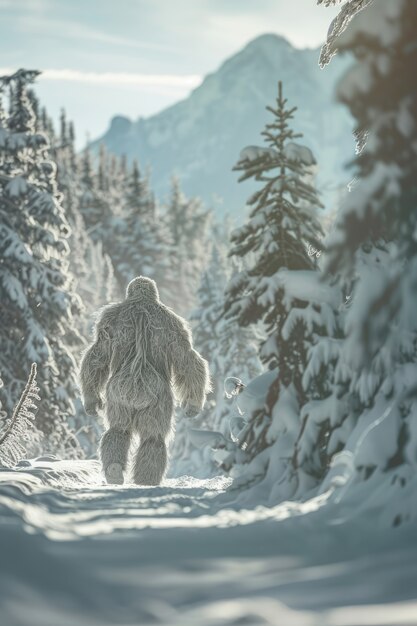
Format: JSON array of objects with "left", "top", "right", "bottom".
[
  {"left": 16, "top": 15, "right": 177, "bottom": 54},
  {"left": 0, "top": 68, "right": 202, "bottom": 88}
]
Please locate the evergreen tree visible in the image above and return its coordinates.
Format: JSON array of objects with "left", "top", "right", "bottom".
[
  {"left": 223, "top": 82, "right": 326, "bottom": 492},
  {"left": 291, "top": 273, "right": 347, "bottom": 489},
  {"left": 78, "top": 145, "right": 113, "bottom": 245},
  {"left": 67, "top": 121, "right": 77, "bottom": 173},
  {"left": 191, "top": 245, "right": 227, "bottom": 362},
  {"left": 165, "top": 177, "right": 210, "bottom": 316},
  {"left": 97, "top": 143, "right": 109, "bottom": 194},
  {"left": 54, "top": 108, "right": 81, "bottom": 226},
  {"left": 0, "top": 70, "right": 82, "bottom": 455},
  {"left": 125, "top": 159, "right": 154, "bottom": 219},
  {"left": 302, "top": 0, "right": 417, "bottom": 522},
  {"left": 225, "top": 82, "right": 323, "bottom": 369}
]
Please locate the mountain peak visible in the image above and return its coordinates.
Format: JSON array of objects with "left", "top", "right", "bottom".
[
  {"left": 93, "top": 33, "right": 352, "bottom": 215},
  {"left": 223, "top": 32, "right": 304, "bottom": 75},
  {"left": 245, "top": 32, "right": 294, "bottom": 51},
  {"left": 109, "top": 115, "right": 132, "bottom": 134}
]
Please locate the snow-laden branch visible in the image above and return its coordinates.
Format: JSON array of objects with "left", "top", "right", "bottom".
[{"left": 318, "top": 0, "right": 375, "bottom": 67}]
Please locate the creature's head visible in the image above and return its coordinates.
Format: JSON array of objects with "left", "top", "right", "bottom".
[{"left": 126, "top": 276, "right": 159, "bottom": 302}]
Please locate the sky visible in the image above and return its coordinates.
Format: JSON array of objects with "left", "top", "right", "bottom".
[{"left": 0, "top": 0, "right": 340, "bottom": 147}]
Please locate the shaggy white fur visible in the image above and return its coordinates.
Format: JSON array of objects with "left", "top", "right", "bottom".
[{"left": 79, "top": 276, "right": 211, "bottom": 485}]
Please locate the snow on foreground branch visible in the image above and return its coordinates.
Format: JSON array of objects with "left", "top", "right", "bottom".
[
  {"left": 318, "top": 0, "right": 375, "bottom": 68},
  {"left": 0, "top": 363, "right": 41, "bottom": 467}
]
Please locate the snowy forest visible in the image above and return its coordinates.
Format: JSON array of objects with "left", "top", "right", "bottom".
[{"left": 0, "top": 1, "right": 417, "bottom": 625}]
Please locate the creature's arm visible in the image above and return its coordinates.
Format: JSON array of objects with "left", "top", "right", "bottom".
[
  {"left": 79, "top": 322, "right": 112, "bottom": 416},
  {"left": 170, "top": 317, "right": 211, "bottom": 416}
]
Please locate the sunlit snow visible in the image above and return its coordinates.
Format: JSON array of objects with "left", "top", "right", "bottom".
[{"left": 1, "top": 458, "right": 417, "bottom": 626}]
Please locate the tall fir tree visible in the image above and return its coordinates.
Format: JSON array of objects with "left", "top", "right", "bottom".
[
  {"left": 0, "top": 70, "right": 82, "bottom": 455},
  {"left": 223, "top": 82, "right": 327, "bottom": 493}
]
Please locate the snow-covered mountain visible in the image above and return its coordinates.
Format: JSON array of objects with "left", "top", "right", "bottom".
[{"left": 92, "top": 33, "right": 353, "bottom": 214}]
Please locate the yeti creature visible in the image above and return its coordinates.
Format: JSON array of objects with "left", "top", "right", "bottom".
[{"left": 79, "top": 276, "right": 211, "bottom": 485}]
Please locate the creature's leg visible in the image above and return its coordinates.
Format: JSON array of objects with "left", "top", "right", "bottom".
[
  {"left": 133, "top": 434, "right": 167, "bottom": 486},
  {"left": 133, "top": 391, "right": 173, "bottom": 486},
  {"left": 100, "top": 402, "right": 132, "bottom": 485}
]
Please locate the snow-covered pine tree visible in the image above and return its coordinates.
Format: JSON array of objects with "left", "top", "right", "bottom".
[
  {"left": 78, "top": 145, "right": 113, "bottom": 247},
  {"left": 105, "top": 152, "right": 129, "bottom": 231},
  {"left": 290, "top": 268, "right": 348, "bottom": 490},
  {"left": 223, "top": 82, "right": 326, "bottom": 495},
  {"left": 125, "top": 159, "right": 154, "bottom": 220},
  {"left": 68, "top": 120, "right": 77, "bottom": 173},
  {"left": 97, "top": 143, "right": 110, "bottom": 194},
  {"left": 165, "top": 177, "right": 210, "bottom": 316},
  {"left": 0, "top": 69, "right": 83, "bottom": 456},
  {"left": 311, "top": 0, "right": 417, "bottom": 524},
  {"left": 53, "top": 109, "right": 84, "bottom": 263}
]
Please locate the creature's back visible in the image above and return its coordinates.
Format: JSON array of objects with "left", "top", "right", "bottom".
[{"left": 103, "top": 301, "right": 177, "bottom": 409}]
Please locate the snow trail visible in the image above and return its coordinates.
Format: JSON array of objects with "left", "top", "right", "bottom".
[{"left": 0, "top": 458, "right": 416, "bottom": 626}]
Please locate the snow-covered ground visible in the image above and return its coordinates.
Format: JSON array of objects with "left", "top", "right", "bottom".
[{"left": 0, "top": 458, "right": 417, "bottom": 626}]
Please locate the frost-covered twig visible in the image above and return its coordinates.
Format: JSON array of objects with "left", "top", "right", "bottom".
[
  {"left": 0, "top": 363, "right": 41, "bottom": 467},
  {"left": 318, "top": 0, "right": 374, "bottom": 67}
]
